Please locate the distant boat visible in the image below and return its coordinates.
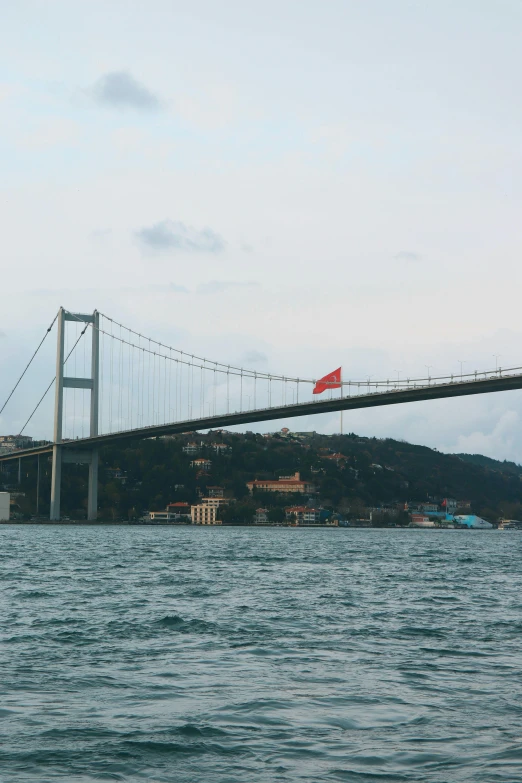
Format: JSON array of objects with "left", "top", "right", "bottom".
[{"left": 498, "top": 519, "right": 522, "bottom": 530}]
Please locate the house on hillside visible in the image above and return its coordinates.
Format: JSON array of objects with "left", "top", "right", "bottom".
[
  {"left": 190, "top": 458, "right": 212, "bottom": 471},
  {"left": 246, "top": 472, "right": 315, "bottom": 495},
  {"left": 183, "top": 442, "right": 201, "bottom": 455},
  {"left": 321, "top": 453, "right": 347, "bottom": 465},
  {"left": 211, "top": 443, "right": 231, "bottom": 454},
  {"left": 207, "top": 486, "right": 224, "bottom": 498},
  {"left": 106, "top": 467, "right": 127, "bottom": 483}
]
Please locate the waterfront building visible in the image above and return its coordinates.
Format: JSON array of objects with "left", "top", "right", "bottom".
[
  {"left": 454, "top": 514, "right": 493, "bottom": 529},
  {"left": 411, "top": 513, "right": 435, "bottom": 527},
  {"left": 148, "top": 510, "right": 190, "bottom": 523},
  {"left": 253, "top": 508, "right": 269, "bottom": 524},
  {"left": 166, "top": 502, "right": 191, "bottom": 519},
  {"left": 285, "top": 506, "right": 325, "bottom": 525},
  {"left": 0, "top": 492, "right": 10, "bottom": 521},
  {"left": 191, "top": 504, "right": 221, "bottom": 524}
]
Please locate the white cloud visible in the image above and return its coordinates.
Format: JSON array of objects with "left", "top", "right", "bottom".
[{"left": 443, "top": 410, "right": 521, "bottom": 463}]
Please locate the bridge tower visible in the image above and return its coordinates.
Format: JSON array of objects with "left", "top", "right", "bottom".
[{"left": 50, "top": 308, "right": 99, "bottom": 521}]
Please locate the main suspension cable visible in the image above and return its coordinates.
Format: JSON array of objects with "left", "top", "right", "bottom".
[
  {"left": 0, "top": 312, "right": 59, "bottom": 417},
  {"left": 82, "top": 310, "right": 519, "bottom": 389},
  {"left": 17, "top": 324, "right": 91, "bottom": 437}
]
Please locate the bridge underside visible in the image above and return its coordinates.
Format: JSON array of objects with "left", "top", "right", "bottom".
[{"left": 2, "top": 372, "right": 522, "bottom": 463}]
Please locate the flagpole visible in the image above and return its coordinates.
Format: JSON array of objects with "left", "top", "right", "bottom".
[{"left": 340, "top": 368, "right": 343, "bottom": 436}]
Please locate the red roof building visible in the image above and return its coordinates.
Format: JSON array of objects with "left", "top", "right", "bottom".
[{"left": 246, "top": 472, "right": 315, "bottom": 494}]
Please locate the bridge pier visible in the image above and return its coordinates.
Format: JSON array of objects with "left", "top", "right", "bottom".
[
  {"left": 87, "top": 311, "right": 99, "bottom": 521},
  {"left": 50, "top": 307, "right": 65, "bottom": 521},
  {"left": 87, "top": 450, "right": 98, "bottom": 521},
  {"left": 50, "top": 445, "right": 62, "bottom": 521}
]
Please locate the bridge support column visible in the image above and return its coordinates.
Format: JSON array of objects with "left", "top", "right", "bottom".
[
  {"left": 49, "top": 307, "right": 99, "bottom": 521},
  {"left": 50, "top": 307, "right": 65, "bottom": 521},
  {"left": 87, "top": 450, "right": 98, "bottom": 521},
  {"left": 50, "top": 445, "right": 62, "bottom": 521},
  {"left": 87, "top": 311, "right": 100, "bottom": 521}
]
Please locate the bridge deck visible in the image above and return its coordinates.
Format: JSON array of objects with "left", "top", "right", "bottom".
[{"left": 2, "top": 373, "right": 522, "bottom": 462}]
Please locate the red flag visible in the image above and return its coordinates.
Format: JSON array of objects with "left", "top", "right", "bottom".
[{"left": 313, "top": 367, "right": 342, "bottom": 394}]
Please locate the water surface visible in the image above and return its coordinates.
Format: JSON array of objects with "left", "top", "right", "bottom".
[{"left": 1, "top": 526, "right": 522, "bottom": 782}]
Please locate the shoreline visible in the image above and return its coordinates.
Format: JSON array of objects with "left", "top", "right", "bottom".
[{"left": 0, "top": 521, "right": 503, "bottom": 530}]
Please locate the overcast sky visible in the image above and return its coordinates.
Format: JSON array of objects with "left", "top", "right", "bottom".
[{"left": 2, "top": 0, "right": 522, "bottom": 460}]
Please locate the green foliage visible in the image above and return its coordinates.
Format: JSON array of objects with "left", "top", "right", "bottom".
[
  {"left": 7, "top": 430, "right": 522, "bottom": 521},
  {"left": 267, "top": 507, "right": 286, "bottom": 523},
  {"left": 219, "top": 501, "right": 256, "bottom": 525}
]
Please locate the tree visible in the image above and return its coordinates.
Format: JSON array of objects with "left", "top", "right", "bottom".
[
  {"left": 268, "top": 507, "right": 285, "bottom": 523},
  {"left": 220, "top": 501, "right": 256, "bottom": 525}
]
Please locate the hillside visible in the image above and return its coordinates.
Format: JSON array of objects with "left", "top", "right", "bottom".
[
  {"left": 456, "top": 453, "right": 522, "bottom": 476},
  {"left": 6, "top": 429, "right": 522, "bottom": 523}
]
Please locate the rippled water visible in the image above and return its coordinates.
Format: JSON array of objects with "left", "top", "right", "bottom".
[{"left": 2, "top": 526, "right": 522, "bottom": 782}]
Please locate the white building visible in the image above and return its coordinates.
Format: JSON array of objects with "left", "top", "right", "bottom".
[
  {"left": 441, "top": 498, "right": 458, "bottom": 513},
  {"left": 454, "top": 515, "right": 493, "bottom": 529},
  {"left": 148, "top": 510, "right": 190, "bottom": 523},
  {"left": 190, "top": 458, "right": 212, "bottom": 471},
  {"left": 201, "top": 497, "right": 229, "bottom": 509},
  {"left": 411, "top": 514, "right": 435, "bottom": 527},
  {"left": 207, "top": 486, "right": 224, "bottom": 498},
  {"left": 285, "top": 506, "right": 323, "bottom": 524},
  {"left": 191, "top": 504, "right": 221, "bottom": 524},
  {"left": 211, "top": 443, "right": 231, "bottom": 453},
  {"left": 0, "top": 492, "right": 10, "bottom": 521},
  {"left": 182, "top": 442, "right": 201, "bottom": 455}
]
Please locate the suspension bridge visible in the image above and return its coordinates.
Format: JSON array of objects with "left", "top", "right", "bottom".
[{"left": 1, "top": 307, "right": 522, "bottom": 520}]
